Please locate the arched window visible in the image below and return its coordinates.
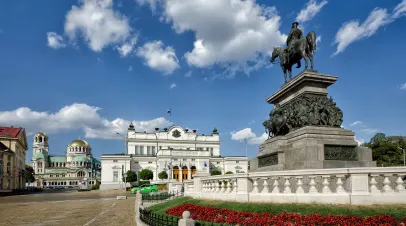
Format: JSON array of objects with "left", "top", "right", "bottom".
[
  {"left": 77, "top": 171, "right": 85, "bottom": 177},
  {"left": 39, "top": 137, "right": 42, "bottom": 142}
]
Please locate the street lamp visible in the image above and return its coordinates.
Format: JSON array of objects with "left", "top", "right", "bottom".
[
  {"left": 398, "top": 147, "right": 405, "bottom": 166},
  {"left": 116, "top": 132, "right": 128, "bottom": 191}
]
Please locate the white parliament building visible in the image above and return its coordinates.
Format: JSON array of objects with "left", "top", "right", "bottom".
[{"left": 100, "top": 124, "right": 248, "bottom": 190}]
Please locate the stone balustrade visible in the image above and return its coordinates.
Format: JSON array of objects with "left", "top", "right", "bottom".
[{"left": 184, "top": 167, "right": 406, "bottom": 205}]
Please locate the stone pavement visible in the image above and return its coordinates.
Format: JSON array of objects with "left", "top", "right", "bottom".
[{"left": 0, "top": 190, "right": 136, "bottom": 226}]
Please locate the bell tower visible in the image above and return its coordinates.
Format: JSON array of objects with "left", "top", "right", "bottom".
[{"left": 32, "top": 132, "right": 49, "bottom": 175}]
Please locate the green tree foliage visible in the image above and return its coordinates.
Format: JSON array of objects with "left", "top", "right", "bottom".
[
  {"left": 124, "top": 170, "right": 137, "bottom": 182},
  {"left": 92, "top": 180, "right": 100, "bottom": 190},
  {"left": 158, "top": 171, "right": 168, "bottom": 180},
  {"left": 225, "top": 171, "right": 233, "bottom": 174},
  {"left": 364, "top": 133, "right": 406, "bottom": 166},
  {"left": 139, "top": 169, "right": 154, "bottom": 180},
  {"left": 211, "top": 170, "right": 222, "bottom": 176},
  {"left": 24, "top": 165, "right": 36, "bottom": 183}
]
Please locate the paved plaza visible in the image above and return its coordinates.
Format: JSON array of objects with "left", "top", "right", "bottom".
[{"left": 0, "top": 190, "right": 136, "bottom": 226}]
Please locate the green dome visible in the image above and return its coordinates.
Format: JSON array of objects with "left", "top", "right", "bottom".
[
  {"left": 72, "top": 156, "right": 90, "bottom": 162},
  {"left": 33, "top": 153, "right": 45, "bottom": 160}
]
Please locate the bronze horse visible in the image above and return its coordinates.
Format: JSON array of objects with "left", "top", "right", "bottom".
[{"left": 270, "top": 32, "right": 317, "bottom": 83}]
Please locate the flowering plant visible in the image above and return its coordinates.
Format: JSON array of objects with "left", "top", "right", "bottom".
[{"left": 166, "top": 203, "right": 406, "bottom": 226}]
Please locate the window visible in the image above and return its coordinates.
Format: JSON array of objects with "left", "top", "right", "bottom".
[
  {"left": 147, "top": 146, "right": 151, "bottom": 155},
  {"left": 113, "top": 171, "right": 119, "bottom": 182},
  {"left": 191, "top": 159, "right": 196, "bottom": 161},
  {"left": 62, "top": 174, "right": 65, "bottom": 177},
  {"left": 152, "top": 146, "right": 156, "bottom": 155},
  {"left": 148, "top": 162, "right": 153, "bottom": 164},
  {"left": 56, "top": 174, "right": 59, "bottom": 177},
  {"left": 236, "top": 161, "right": 239, "bottom": 163},
  {"left": 206, "top": 147, "right": 209, "bottom": 151},
  {"left": 174, "top": 158, "right": 178, "bottom": 161},
  {"left": 186, "top": 148, "right": 190, "bottom": 150},
  {"left": 113, "top": 160, "right": 118, "bottom": 162},
  {"left": 159, "top": 146, "right": 162, "bottom": 150},
  {"left": 134, "top": 161, "right": 139, "bottom": 163},
  {"left": 7, "top": 161, "right": 11, "bottom": 175},
  {"left": 50, "top": 174, "right": 53, "bottom": 177},
  {"left": 183, "top": 159, "right": 187, "bottom": 161},
  {"left": 217, "top": 162, "right": 220, "bottom": 164},
  {"left": 140, "top": 146, "right": 144, "bottom": 155},
  {"left": 135, "top": 146, "right": 139, "bottom": 155}
]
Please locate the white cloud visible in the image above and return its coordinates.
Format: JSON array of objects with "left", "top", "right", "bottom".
[
  {"left": 350, "top": 121, "right": 362, "bottom": 126},
  {"left": 355, "top": 136, "right": 365, "bottom": 146},
  {"left": 401, "top": 82, "right": 406, "bottom": 90},
  {"left": 136, "top": 40, "right": 179, "bottom": 75},
  {"left": 116, "top": 36, "right": 138, "bottom": 57},
  {"left": 128, "top": 65, "right": 133, "bottom": 71},
  {"left": 169, "top": 83, "right": 176, "bottom": 89},
  {"left": 64, "top": 0, "right": 132, "bottom": 52},
  {"left": 0, "top": 103, "right": 172, "bottom": 140},
  {"left": 333, "top": 7, "right": 392, "bottom": 55},
  {"left": 361, "top": 128, "right": 379, "bottom": 135},
  {"left": 316, "top": 36, "right": 321, "bottom": 44},
  {"left": 296, "top": 0, "right": 328, "bottom": 23},
  {"left": 138, "top": 0, "right": 286, "bottom": 77},
  {"left": 47, "top": 32, "right": 66, "bottom": 49},
  {"left": 230, "top": 128, "right": 267, "bottom": 145},
  {"left": 184, "top": 70, "right": 192, "bottom": 77},
  {"left": 393, "top": 0, "right": 406, "bottom": 19}
]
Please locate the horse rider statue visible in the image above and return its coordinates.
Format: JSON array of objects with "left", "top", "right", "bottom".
[{"left": 284, "top": 22, "right": 303, "bottom": 68}]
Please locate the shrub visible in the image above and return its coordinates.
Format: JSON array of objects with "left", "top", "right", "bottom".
[
  {"left": 91, "top": 181, "right": 100, "bottom": 190},
  {"left": 139, "top": 169, "right": 154, "bottom": 180},
  {"left": 158, "top": 171, "right": 168, "bottom": 180},
  {"left": 225, "top": 171, "right": 233, "bottom": 174},
  {"left": 139, "top": 181, "right": 150, "bottom": 186},
  {"left": 210, "top": 170, "right": 221, "bottom": 176},
  {"left": 124, "top": 170, "right": 137, "bottom": 182}
]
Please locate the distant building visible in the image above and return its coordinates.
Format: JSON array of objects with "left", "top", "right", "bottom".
[
  {"left": 0, "top": 126, "right": 28, "bottom": 191},
  {"left": 100, "top": 124, "right": 248, "bottom": 190},
  {"left": 31, "top": 132, "right": 101, "bottom": 188}
]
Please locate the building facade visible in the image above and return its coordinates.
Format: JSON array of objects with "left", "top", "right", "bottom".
[
  {"left": 31, "top": 132, "right": 101, "bottom": 188},
  {"left": 100, "top": 124, "right": 248, "bottom": 190},
  {"left": 0, "top": 127, "right": 28, "bottom": 191}
]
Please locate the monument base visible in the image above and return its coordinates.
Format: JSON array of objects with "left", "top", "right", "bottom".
[
  {"left": 250, "top": 126, "right": 376, "bottom": 171},
  {"left": 252, "top": 70, "right": 376, "bottom": 172}
]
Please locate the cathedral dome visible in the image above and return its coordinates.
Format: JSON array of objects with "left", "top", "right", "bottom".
[
  {"left": 68, "top": 139, "right": 90, "bottom": 148},
  {"left": 35, "top": 132, "right": 47, "bottom": 137}
]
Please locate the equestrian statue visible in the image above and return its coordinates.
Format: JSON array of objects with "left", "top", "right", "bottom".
[{"left": 270, "top": 22, "right": 317, "bottom": 83}]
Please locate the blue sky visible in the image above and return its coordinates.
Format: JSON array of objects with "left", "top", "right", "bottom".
[{"left": 0, "top": 0, "right": 405, "bottom": 162}]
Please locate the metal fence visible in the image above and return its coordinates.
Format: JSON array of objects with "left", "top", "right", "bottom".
[
  {"left": 141, "top": 190, "right": 183, "bottom": 203},
  {"left": 139, "top": 208, "right": 180, "bottom": 226}
]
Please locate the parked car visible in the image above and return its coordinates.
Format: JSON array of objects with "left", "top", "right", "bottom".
[{"left": 130, "top": 184, "right": 158, "bottom": 194}]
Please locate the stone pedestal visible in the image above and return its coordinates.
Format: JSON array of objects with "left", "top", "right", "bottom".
[{"left": 251, "top": 70, "right": 376, "bottom": 171}]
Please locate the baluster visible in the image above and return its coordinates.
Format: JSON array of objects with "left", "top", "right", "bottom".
[
  {"left": 221, "top": 180, "right": 226, "bottom": 193},
  {"left": 369, "top": 174, "right": 380, "bottom": 193},
  {"left": 252, "top": 178, "right": 259, "bottom": 193},
  {"left": 283, "top": 177, "right": 291, "bottom": 193},
  {"left": 271, "top": 177, "right": 280, "bottom": 193},
  {"left": 211, "top": 180, "right": 215, "bottom": 192},
  {"left": 226, "top": 179, "right": 232, "bottom": 193},
  {"left": 209, "top": 181, "right": 213, "bottom": 192},
  {"left": 395, "top": 174, "right": 406, "bottom": 193},
  {"left": 321, "top": 176, "right": 331, "bottom": 193},
  {"left": 309, "top": 176, "right": 318, "bottom": 193},
  {"left": 218, "top": 180, "right": 223, "bottom": 193},
  {"left": 262, "top": 178, "right": 269, "bottom": 194},
  {"left": 296, "top": 176, "right": 304, "bottom": 193},
  {"left": 336, "top": 175, "right": 346, "bottom": 193},
  {"left": 383, "top": 174, "right": 394, "bottom": 193},
  {"left": 233, "top": 179, "right": 238, "bottom": 193},
  {"left": 214, "top": 180, "right": 219, "bottom": 193}
]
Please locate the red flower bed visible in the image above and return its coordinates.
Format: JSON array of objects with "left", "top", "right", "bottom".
[{"left": 166, "top": 203, "right": 406, "bottom": 226}]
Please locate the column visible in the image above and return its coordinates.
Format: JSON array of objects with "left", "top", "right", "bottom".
[{"left": 188, "top": 168, "right": 191, "bottom": 180}]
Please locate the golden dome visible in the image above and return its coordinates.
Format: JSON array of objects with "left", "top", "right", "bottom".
[
  {"left": 68, "top": 139, "right": 90, "bottom": 148},
  {"left": 35, "top": 132, "right": 47, "bottom": 137}
]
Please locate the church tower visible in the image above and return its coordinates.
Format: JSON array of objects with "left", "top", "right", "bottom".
[{"left": 32, "top": 132, "right": 49, "bottom": 175}]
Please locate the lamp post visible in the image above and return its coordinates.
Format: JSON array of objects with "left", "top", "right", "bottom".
[
  {"left": 116, "top": 132, "right": 127, "bottom": 191},
  {"left": 398, "top": 147, "right": 405, "bottom": 166}
]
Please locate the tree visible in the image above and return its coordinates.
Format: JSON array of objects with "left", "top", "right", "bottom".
[
  {"left": 158, "top": 171, "right": 168, "bottom": 180},
  {"left": 364, "top": 133, "right": 406, "bottom": 166},
  {"left": 124, "top": 170, "right": 137, "bottom": 182},
  {"left": 225, "top": 171, "right": 233, "bottom": 174},
  {"left": 24, "top": 165, "right": 35, "bottom": 183},
  {"left": 139, "top": 169, "right": 154, "bottom": 180},
  {"left": 211, "top": 170, "right": 221, "bottom": 176}
]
